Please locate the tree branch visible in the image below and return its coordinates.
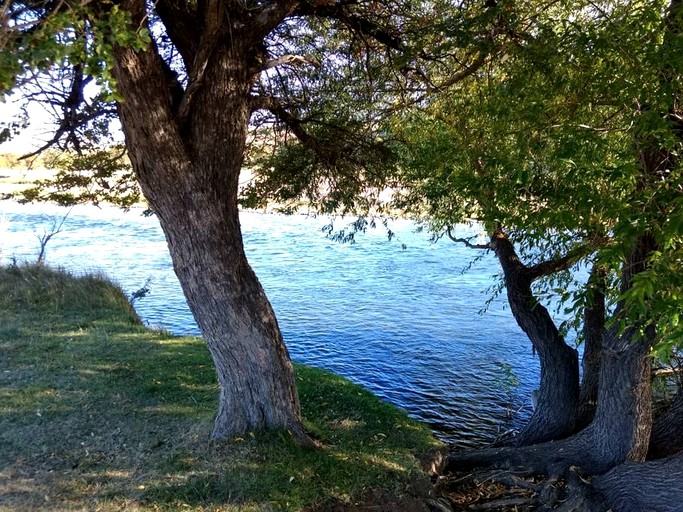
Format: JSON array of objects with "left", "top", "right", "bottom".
[
  {"left": 263, "top": 54, "right": 319, "bottom": 71},
  {"left": 18, "top": 63, "right": 118, "bottom": 159},
  {"left": 527, "top": 254, "right": 578, "bottom": 280},
  {"left": 446, "top": 227, "right": 490, "bottom": 249},
  {"left": 177, "top": 28, "right": 219, "bottom": 124},
  {"left": 527, "top": 243, "right": 596, "bottom": 281},
  {"left": 249, "top": 94, "right": 274, "bottom": 114},
  {"left": 294, "top": 2, "right": 402, "bottom": 50},
  {"left": 431, "top": 51, "right": 491, "bottom": 91},
  {"left": 251, "top": 95, "right": 335, "bottom": 165},
  {"left": 249, "top": 0, "right": 300, "bottom": 44},
  {"left": 154, "top": 0, "right": 200, "bottom": 65}
]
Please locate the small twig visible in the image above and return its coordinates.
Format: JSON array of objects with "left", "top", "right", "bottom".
[
  {"left": 444, "top": 472, "right": 477, "bottom": 485},
  {"left": 35, "top": 209, "right": 72, "bottom": 265}
]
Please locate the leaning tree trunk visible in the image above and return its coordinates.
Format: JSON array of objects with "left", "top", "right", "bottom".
[
  {"left": 490, "top": 232, "right": 579, "bottom": 445},
  {"left": 446, "top": 310, "right": 655, "bottom": 477},
  {"left": 110, "top": 2, "right": 311, "bottom": 444},
  {"left": 448, "top": 235, "right": 657, "bottom": 476}
]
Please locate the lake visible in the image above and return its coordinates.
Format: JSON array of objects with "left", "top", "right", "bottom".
[{"left": 0, "top": 200, "right": 543, "bottom": 447}]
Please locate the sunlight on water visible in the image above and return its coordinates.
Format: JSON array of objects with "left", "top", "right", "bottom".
[{"left": 1, "top": 201, "right": 544, "bottom": 447}]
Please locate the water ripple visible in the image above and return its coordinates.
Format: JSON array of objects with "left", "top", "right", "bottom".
[{"left": 1, "top": 202, "right": 544, "bottom": 447}]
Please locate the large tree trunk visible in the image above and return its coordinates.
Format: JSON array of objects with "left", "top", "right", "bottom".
[
  {"left": 110, "top": 2, "right": 311, "bottom": 444},
  {"left": 573, "top": 326, "right": 654, "bottom": 473},
  {"left": 490, "top": 232, "right": 579, "bottom": 445}
]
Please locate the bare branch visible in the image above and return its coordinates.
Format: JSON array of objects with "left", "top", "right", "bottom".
[
  {"left": 19, "top": 64, "right": 116, "bottom": 160},
  {"left": 447, "top": 227, "right": 490, "bottom": 250},
  {"left": 263, "top": 54, "right": 319, "bottom": 71},
  {"left": 35, "top": 209, "right": 72, "bottom": 266},
  {"left": 18, "top": 107, "right": 114, "bottom": 160}
]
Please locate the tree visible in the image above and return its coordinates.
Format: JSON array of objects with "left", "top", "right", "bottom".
[
  {"left": 390, "top": 0, "right": 683, "bottom": 506},
  {"left": 0, "top": 0, "right": 420, "bottom": 444}
]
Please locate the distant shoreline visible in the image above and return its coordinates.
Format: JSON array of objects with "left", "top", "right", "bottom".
[
  {"left": 0, "top": 165, "right": 414, "bottom": 221},
  {"left": 0, "top": 166, "right": 57, "bottom": 196}
]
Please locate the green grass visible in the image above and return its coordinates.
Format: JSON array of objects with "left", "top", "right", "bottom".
[{"left": 0, "top": 264, "right": 442, "bottom": 511}]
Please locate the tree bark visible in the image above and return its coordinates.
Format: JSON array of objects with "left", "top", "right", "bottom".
[
  {"left": 593, "top": 451, "right": 683, "bottom": 512},
  {"left": 110, "top": 1, "right": 311, "bottom": 444},
  {"left": 572, "top": 326, "right": 653, "bottom": 473},
  {"left": 649, "top": 388, "right": 683, "bottom": 459},
  {"left": 490, "top": 231, "right": 579, "bottom": 445},
  {"left": 576, "top": 265, "right": 605, "bottom": 429}
]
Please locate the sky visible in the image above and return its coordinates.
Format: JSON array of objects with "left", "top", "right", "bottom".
[
  {"left": 0, "top": 94, "right": 58, "bottom": 155},
  {"left": 1, "top": 81, "right": 124, "bottom": 155}
]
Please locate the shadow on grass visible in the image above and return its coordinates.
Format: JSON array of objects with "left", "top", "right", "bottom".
[{"left": 0, "top": 265, "right": 440, "bottom": 511}]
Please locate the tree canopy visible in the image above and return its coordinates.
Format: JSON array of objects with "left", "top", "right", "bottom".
[{"left": 394, "top": 0, "right": 683, "bottom": 356}]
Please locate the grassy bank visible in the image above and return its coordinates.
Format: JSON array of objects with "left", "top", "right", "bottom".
[{"left": 0, "top": 264, "right": 442, "bottom": 511}]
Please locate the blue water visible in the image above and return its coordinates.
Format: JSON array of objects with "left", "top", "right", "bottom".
[{"left": 0, "top": 201, "right": 544, "bottom": 447}]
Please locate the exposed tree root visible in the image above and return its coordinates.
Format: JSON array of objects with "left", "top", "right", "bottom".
[
  {"left": 592, "top": 452, "right": 683, "bottom": 512},
  {"left": 442, "top": 447, "right": 683, "bottom": 511},
  {"left": 438, "top": 467, "right": 568, "bottom": 511},
  {"left": 446, "top": 434, "right": 595, "bottom": 477}
]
